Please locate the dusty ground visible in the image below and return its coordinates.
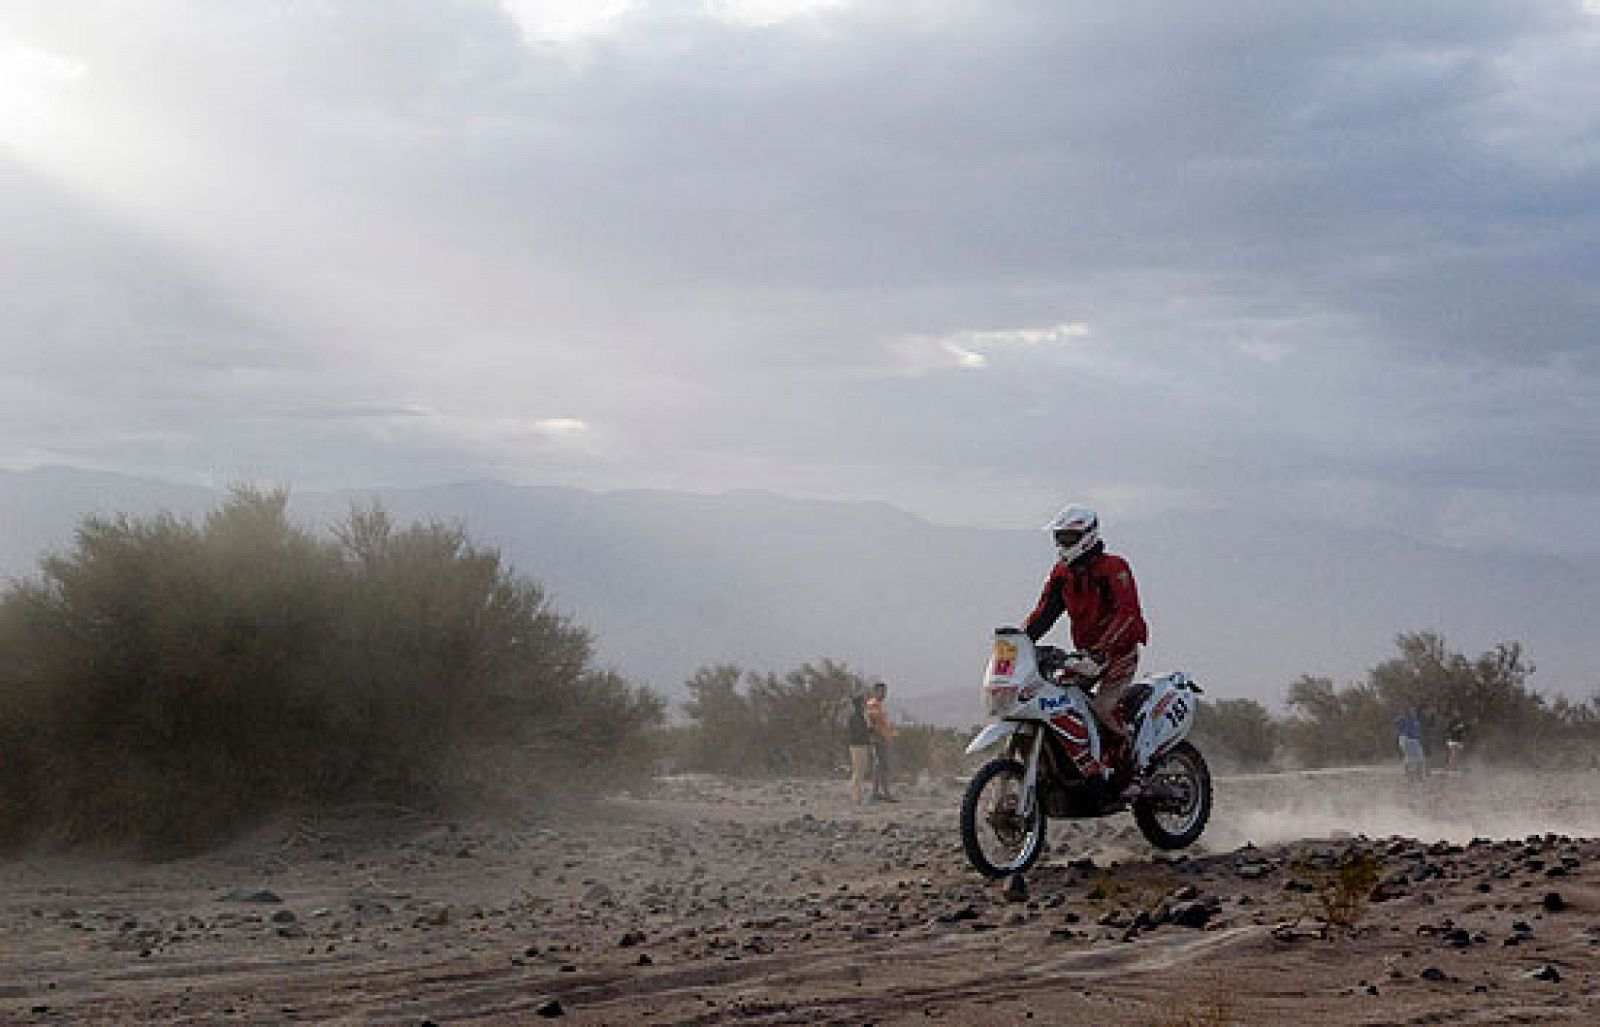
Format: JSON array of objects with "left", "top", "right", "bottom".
[{"left": 3, "top": 766, "right": 1599, "bottom": 1025}]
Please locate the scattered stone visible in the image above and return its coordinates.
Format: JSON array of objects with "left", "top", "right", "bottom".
[
  {"left": 1169, "top": 902, "right": 1212, "bottom": 929},
  {"left": 1525, "top": 965, "right": 1562, "bottom": 983},
  {"left": 1542, "top": 892, "right": 1566, "bottom": 912},
  {"left": 218, "top": 889, "right": 282, "bottom": 904},
  {"left": 535, "top": 997, "right": 565, "bottom": 1017},
  {"left": 1271, "top": 922, "right": 1328, "bottom": 942},
  {"left": 1419, "top": 967, "right": 1448, "bottom": 982},
  {"left": 937, "top": 905, "right": 980, "bottom": 924},
  {"left": 1369, "top": 881, "right": 1408, "bottom": 903},
  {"left": 270, "top": 910, "right": 297, "bottom": 924}
]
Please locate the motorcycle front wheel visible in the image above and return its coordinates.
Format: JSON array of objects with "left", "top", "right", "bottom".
[
  {"left": 960, "top": 757, "right": 1047, "bottom": 878},
  {"left": 1133, "top": 740, "right": 1212, "bottom": 850}
]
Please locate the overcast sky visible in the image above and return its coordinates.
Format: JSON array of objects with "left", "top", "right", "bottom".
[{"left": 2, "top": 1, "right": 1597, "bottom": 555}]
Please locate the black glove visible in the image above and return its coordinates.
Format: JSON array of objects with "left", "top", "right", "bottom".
[{"left": 1036, "top": 646, "right": 1067, "bottom": 671}]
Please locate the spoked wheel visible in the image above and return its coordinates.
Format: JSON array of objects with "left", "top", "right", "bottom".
[
  {"left": 1133, "top": 740, "right": 1212, "bottom": 850},
  {"left": 960, "top": 758, "right": 1046, "bottom": 878}
]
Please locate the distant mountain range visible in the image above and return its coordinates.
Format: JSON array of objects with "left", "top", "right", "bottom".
[{"left": 2, "top": 466, "right": 1595, "bottom": 726}]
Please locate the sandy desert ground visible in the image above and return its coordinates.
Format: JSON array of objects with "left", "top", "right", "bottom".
[{"left": 3, "top": 765, "right": 1599, "bottom": 1025}]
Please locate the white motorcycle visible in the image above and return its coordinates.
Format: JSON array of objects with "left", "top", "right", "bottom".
[{"left": 960, "top": 628, "right": 1211, "bottom": 878}]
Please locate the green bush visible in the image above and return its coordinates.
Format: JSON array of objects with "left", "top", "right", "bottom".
[
  {"left": 1279, "top": 632, "right": 1594, "bottom": 768},
  {"left": 893, "top": 721, "right": 970, "bottom": 777},
  {"left": 0, "top": 489, "right": 661, "bottom": 853},
  {"left": 673, "top": 661, "right": 963, "bottom": 780},
  {"left": 677, "top": 660, "right": 861, "bottom": 776},
  {"left": 1191, "top": 697, "right": 1278, "bottom": 770}
]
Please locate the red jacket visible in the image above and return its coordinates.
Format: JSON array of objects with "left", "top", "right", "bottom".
[{"left": 1024, "top": 548, "right": 1148, "bottom": 658}]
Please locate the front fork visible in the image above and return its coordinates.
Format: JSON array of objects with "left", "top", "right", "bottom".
[{"left": 1013, "top": 726, "right": 1046, "bottom": 821}]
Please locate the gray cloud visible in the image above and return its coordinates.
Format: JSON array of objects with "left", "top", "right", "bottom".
[{"left": 0, "top": 0, "right": 1596, "bottom": 552}]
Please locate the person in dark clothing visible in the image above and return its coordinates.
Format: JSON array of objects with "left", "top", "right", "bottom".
[
  {"left": 1023, "top": 504, "right": 1148, "bottom": 784},
  {"left": 845, "top": 695, "right": 873, "bottom": 803},
  {"left": 866, "top": 681, "right": 896, "bottom": 801},
  {"left": 1396, "top": 710, "right": 1426, "bottom": 778},
  {"left": 1445, "top": 720, "right": 1466, "bottom": 771}
]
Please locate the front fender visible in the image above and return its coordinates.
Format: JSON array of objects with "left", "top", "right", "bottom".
[{"left": 965, "top": 720, "right": 1023, "bottom": 756}]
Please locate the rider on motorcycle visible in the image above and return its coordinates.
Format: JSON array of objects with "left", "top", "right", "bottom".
[{"left": 1022, "top": 504, "right": 1148, "bottom": 787}]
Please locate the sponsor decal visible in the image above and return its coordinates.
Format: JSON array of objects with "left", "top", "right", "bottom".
[
  {"left": 1050, "top": 713, "right": 1088, "bottom": 743},
  {"left": 991, "top": 640, "right": 1017, "bottom": 678},
  {"left": 985, "top": 685, "right": 1018, "bottom": 708}
]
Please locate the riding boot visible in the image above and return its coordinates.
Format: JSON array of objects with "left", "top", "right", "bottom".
[
  {"left": 1102, "top": 723, "right": 1140, "bottom": 797},
  {"left": 1101, "top": 733, "right": 1130, "bottom": 788}
]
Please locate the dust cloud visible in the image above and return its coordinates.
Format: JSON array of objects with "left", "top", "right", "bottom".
[{"left": 1205, "top": 766, "right": 1600, "bottom": 851}]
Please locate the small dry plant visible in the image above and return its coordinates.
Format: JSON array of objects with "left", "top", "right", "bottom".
[
  {"left": 1083, "top": 865, "right": 1177, "bottom": 914},
  {"left": 1149, "top": 981, "right": 1240, "bottom": 1026},
  {"left": 1292, "top": 850, "right": 1383, "bottom": 927}
]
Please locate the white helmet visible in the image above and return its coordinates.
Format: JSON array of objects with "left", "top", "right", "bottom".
[{"left": 1043, "top": 504, "right": 1100, "bottom": 565}]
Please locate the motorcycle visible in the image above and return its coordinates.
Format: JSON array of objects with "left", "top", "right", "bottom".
[{"left": 959, "top": 627, "right": 1211, "bottom": 878}]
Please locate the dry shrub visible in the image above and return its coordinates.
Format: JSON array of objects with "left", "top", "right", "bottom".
[
  {"left": 1292, "top": 849, "right": 1384, "bottom": 927},
  {"left": 0, "top": 489, "right": 662, "bottom": 853},
  {"left": 1149, "top": 981, "right": 1240, "bottom": 1027},
  {"left": 673, "top": 663, "right": 968, "bottom": 780},
  {"left": 1083, "top": 865, "right": 1178, "bottom": 915}
]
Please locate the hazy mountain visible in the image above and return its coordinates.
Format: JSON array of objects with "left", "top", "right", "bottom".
[{"left": 1, "top": 466, "right": 1595, "bottom": 726}]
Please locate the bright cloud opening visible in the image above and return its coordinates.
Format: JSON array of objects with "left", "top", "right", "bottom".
[
  {"left": 905, "top": 322, "right": 1090, "bottom": 372},
  {"left": 941, "top": 343, "right": 988, "bottom": 369},
  {"left": 533, "top": 418, "right": 589, "bottom": 438},
  {"left": 0, "top": 40, "right": 87, "bottom": 147},
  {"left": 704, "top": 0, "right": 856, "bottom": 28},
  {"left": 960, "top": 323, "right": 1091, "bottom": 348},
  {"left": 498, "top": 0, "right": 633, "bottom": 45}
]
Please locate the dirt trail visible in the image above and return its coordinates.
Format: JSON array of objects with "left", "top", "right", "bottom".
[{"left": 3, "top": 769, "right": 1599, "bottom": 1024}]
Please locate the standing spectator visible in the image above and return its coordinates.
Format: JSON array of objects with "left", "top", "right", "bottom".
[
  {"left": 845, "top": 695, "right": 873, "bottom": 804},
  {"left": 1396, "top": 710, "right": 1426, "bottom": 779},
  {"left": 1445, "top": 720, "right": 1466, "bottom": 771},
  {"left": 866, "top": 681, "right": 896, "bottom": 802}
]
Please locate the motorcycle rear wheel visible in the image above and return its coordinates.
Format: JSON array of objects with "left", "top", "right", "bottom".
[
  {"left": 1133, "top": 740, "right": 1212, "bottom": 850},
  {"left": 960, "top": 757, "right": 1047, "bottom": 878}
]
